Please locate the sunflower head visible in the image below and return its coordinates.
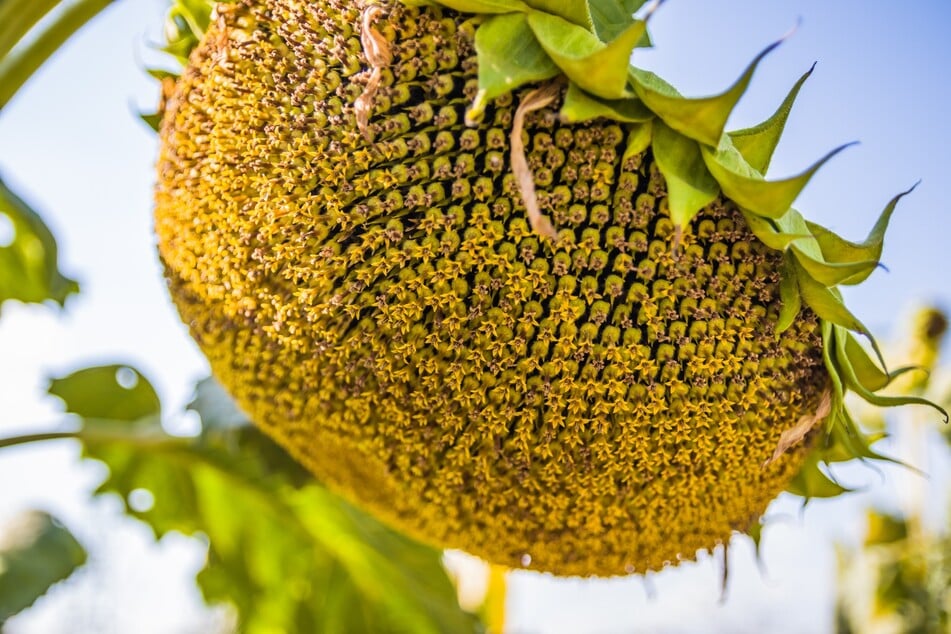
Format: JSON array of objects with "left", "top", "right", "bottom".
[{"left": 154, "top": 0, "right": 947, "bottom": 576}]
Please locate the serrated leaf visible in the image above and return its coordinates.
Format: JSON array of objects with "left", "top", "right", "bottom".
[
  {"left": 588, "top": 0, "right": 650, "bottom": 43},
  {"left": 805, "top": 185, "right": 914, "bottom": 284},
  {"left": 0, "top": 511, "right": 87, "bottom": 623},
  {"left": 728, "top": 63, "right": 815, "bottom": 174},
  {"left": 651, "top": 121, "right": 719, "bottom": 229},
  {"left": 0, "top": 176, "right": 79, "bottom": 312},
  {"left": 48, "top": 365, "right": 161, "bottom": 422},
  {"left": 524, "top": 0, "right": 591, "bottom": 28},
  {"left": 630, "top": 38, "right": 783, "bottom": 147},
  {"left": 528, "top": 10, "right": 645, "bottom": 100},
  {"left": 703, "top": 142, "right": 853, "bottom": 219},
  {"left": 559, "top": 81, "right": 652, "bottom": 123},
  {"left": 469, "top": 12, "right": 559, "bottom": 119}
]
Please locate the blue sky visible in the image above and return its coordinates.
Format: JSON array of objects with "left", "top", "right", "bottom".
[{"left": 0, "top": 1, "right": 949, "bottom": 631}]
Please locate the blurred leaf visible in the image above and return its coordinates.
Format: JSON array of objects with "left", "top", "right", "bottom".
[
  {"left": 864, "top": 510, "right": 907, "bottom": 547},
  {"left": 837, "top": 510, "right": 950, "bottom": 633},
  {"left": 0, "top": 510, "right": 87, "bottom": 623},
  {"left": 47, "top": 371, "right": 479, "bottom": 634},
  {"left": 0, "top": 175, "right": 78, "bottom": 312},
  {"left": 48, "top": 364, "right": 161, "bottom": 422},
  {"left": 0, "top": 0, "right": 113, "bottom": 110}
]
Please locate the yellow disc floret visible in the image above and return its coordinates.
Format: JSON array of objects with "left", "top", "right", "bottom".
[{"left": 156, "top": 0, "right": 828, "bottom": 576}]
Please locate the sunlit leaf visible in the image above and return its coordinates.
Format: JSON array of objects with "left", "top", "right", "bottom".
[
  {"left": 0, "top": 511, "right": 87, "bottom": 623},
  {"left": 559, "top": 81, "right": 652, "bottom": 123},
  {"left": 528, "top": 10, "right": 645, "bottom": 99},
  {"left": 469, "top": 12, "right": 559, "bottom": 120}
]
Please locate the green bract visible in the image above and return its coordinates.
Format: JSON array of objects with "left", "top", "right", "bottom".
[{"left": 404, "top": 0, "right": 948, "bottom": 493}]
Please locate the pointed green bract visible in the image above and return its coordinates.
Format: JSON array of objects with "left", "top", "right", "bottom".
[
  {"left": 651, "top": 121, "right": 719, "bottom": 229},
  {"left": 787, "top": 453, "right": 851, "bottom": 499},
  {"left": 796, "top": 264, "right": 873, "bottom": 340},
  {"left": 776, "top": 254, "right": 801, "bottom": 333},
  {"left": 703, "top": 142, "right": 853, "bottom": 219},
  {"left": 470, "top": 12, "right": 558, "bottom": 120},
  {"left": 527, "top": 9, "right": 645, "bottom": 100},
  {"left": 833, "top": 326, "right": 949, "bottom": 420},
  {"left": 630, "top": 39, "right": 782, "bottom": 147},
  {"left": 805, "top": 185, "right": 914, "bottom": 284},
  {"left": 729, "top": 63, "right": 815, "bottom": 174},
  {"left": 623, "top": 120, "right": 652, "bottom": 160},
  {"left": 559, "top": 81, "right": 652, "bottom": 123},
  {"left": 740, "top": 211, "right": 809, "bottom": 251}
]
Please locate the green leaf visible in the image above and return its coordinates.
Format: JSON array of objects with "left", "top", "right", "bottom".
[
  {"left": 805, "top": 184, "right": 915, "bottom": 284},
  {"left": 790, "top": 246, "right": 878, "bottom": 288},
  {"left": 0, "top": 176, "right": 79, "bottom": 312},
  {"left": 786, "top": 453, "right": 851, "bottom": 499},
  {"left": 523, "top": 0, "right": 591, "bottom": 28},
  {"left": 630, "top": 37, "right": 783, "bottom": 147},
  {"left": 528, "top": 10, "right": 646, "bottom": 100},
  {"left": 588, "top": 0, "right": 651, "bottom": 43},
  {"left": 469, "top": 12, "right": 559, "bottom": 120},
  {"left": 740, "top": 210, "right": 810, "bottom": 252},
  {"left": 559, "top": 81, "right": 653, "bottom": 123},
  {"left": 795, "top": 263, "right": 873, "bottom": 339},
  {"left": 728, "top": 63, "right": 815, "bottom": 174},
  {"left": 651, "top": 121, "right": 719, "bottom": 229},
  {"left": 776, "top": 254, "right": 801, "bottom": 333},
  {"left": 623, "top": 119, "right": 652, "bottom": 160},
  {"left": 0, "top": 511, "right": 87, "bottom": 623},
  {"left": 48, "top": 365, "right": 162, "bottom": 422},
  {"left": 703, "top": 142, "right": 853, "bottom": 219},
  {"left": 56, "top": 373, "right": 479, "bottom": 634},
  {"left": 833, "top": 325, "right": 949, "bottom": 421}
]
